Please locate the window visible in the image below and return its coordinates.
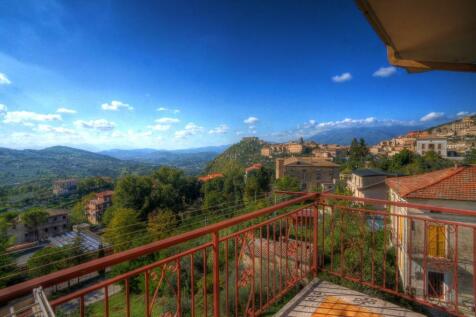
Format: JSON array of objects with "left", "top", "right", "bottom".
[
  {"left": 437, "top": 144, "right": 442, "bottom": 149},
  {"left": 422, "top": 143, "right": 426, "bottom": 149},
  {"left": 428, "top": 271, "right": 444, "bottom": 298},
  {"left": 428, "top": 224, "right": 445, "bottom": 257}
]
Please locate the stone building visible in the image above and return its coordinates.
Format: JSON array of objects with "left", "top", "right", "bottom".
[{"left": 275, "top": 157, "right": 339, "bottom": 192}]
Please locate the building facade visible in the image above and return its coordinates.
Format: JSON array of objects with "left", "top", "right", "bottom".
[
  {"left": 386, "top": 166, "right": 476, "bottom": 306},
  {"left": 415, "top": 138, "right": 448, "bottom": 158},
  {"left": 86, "top": 191, "right": 114, "bottom": 224},
  {"left": 347, "top": 169, "right": 391, "bottom": 200},
  {"left": 275, "top": 157, "right": 340, "bottom": 192},
  {"left": 9, "top": 210, "right": 69, "bottom": 244}
]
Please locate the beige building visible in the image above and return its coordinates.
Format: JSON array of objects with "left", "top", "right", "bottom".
[
  {"left": 386, "top": 166, "right": 476, "bottom": 310},
  {"left": 8, "top": 210, "right": 69, "bottom": 244},
  {"left": 312, "top": 144, "right": 348, "bottom": 161},
  {"left": 415, "top": 138, "right": 448, "bottom": 158},
  {"left": 276, "top": 157, "right": 339, "bottom": 192},
  {"left": 86, "top": 191, "right": 114, "bottom": 224},
  {"left": 347, "top": 169, "right": 391, "bottom": 200}
]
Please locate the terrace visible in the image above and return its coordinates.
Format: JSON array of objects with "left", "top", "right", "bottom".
[{"left": 1, "top": 192, "right": 475, "bottom": 316}]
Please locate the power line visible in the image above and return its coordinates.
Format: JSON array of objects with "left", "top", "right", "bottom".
[{"left": 0, "top": 195, "right": 290, "bottom": 280}]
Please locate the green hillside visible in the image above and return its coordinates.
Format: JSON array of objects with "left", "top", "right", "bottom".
[
  {"left": 205, "top": 137, "right": 273, "bottom": 173},
  {"left": 0, "top": 146, "right": 156, "bottom": 186}
]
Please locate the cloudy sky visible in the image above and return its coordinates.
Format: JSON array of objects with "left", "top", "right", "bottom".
[{"left": 0, "top": 0, "right": 475, "bottom": 150}]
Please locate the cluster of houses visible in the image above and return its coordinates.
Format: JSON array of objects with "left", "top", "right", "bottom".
[
  {"left": 370, "top": 115, "right": 476, "bottom": 159},
  {"left": 261, "top": 141, "right": 349, "bottom": 162}
]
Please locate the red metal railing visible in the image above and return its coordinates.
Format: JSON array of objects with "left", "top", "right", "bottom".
[{"left": 1, "top": 192, "right": 475, "bottom": 317}]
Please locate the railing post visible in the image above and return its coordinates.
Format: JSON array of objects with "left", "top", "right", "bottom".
[
  {"left": 212, "top": 231, "right": 220, "bottom": 317},
  {"left": 313, "top": 200, "right": 319, "bottom": 276}
]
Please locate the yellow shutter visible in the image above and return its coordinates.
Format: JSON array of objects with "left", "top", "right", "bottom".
[
  {"left": 437, "top": 226, "right": 446, "bottom": 257},
  {"left": 428, "top": 225, "right": 446, "bottom": 257}
]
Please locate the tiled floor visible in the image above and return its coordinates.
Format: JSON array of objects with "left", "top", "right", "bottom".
[{"left": 274, "top": 280, "right": 425, "bottom": 317}]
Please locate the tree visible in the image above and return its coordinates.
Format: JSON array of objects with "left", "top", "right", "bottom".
[
  {"left": 0, "top": 218, "right": 14, "bottom": 287},
  {"left": 244, "top": 167, "right": 271, "bottom": 203},
  {"left": 464, "top": 149, "right": 476, "bottom": 164},
  {"left": 347, "top": 138, "right": 369, "bottom": 170},
  {"left": 20, "top": 209, "right": 49, "bottom": 241},
  {"left": 104, "top": 208, "right": 146, "bottom": 252},
  {"left": 114, "top": 175, "right": 153, "bottom": 217},
  {"left": 27, "top": 246, "right": 72, "bottom": 278},
  {"left": 71, "top": 192, "right": 96, "bottom": 224},
  {"left": 274, "top": 176, "right": 300, "bottom": 192},
  {"left": 147, "top": 209, "right": 177, "bottom": 241}
]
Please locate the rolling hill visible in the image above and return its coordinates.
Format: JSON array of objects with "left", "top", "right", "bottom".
[
  {"left": 0, "top": 146, "right": 156, "bottom": 186},
  {"left": 99, "top": 146, "right": 228, "bottom": 174},
  {"left": 206, "top": 137, "right": 273, "bottom": 173}
]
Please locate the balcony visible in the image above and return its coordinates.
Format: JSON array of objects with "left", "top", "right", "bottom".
[{"left": 1, "top": 192, "right": 475, "bottom": 316}]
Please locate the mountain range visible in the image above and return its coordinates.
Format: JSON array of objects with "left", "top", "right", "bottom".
[{"left": 307, "top": 125, "right": 424, "bottom": 145}]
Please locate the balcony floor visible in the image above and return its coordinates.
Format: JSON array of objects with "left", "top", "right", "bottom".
[{"left": 274, "top": 280, "right": 424, "bottom": 317}]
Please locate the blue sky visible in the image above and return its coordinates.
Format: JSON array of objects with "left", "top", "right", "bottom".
[{"left": 0, "top": 0, "right": 475, "bottom": 150}]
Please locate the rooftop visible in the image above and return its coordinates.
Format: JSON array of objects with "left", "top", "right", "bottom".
[
  {"left": 353, "top": 168, "right": 391, "bottom": 177},
  {"left": 281, "top": 157, "right": 340, "bottom": 167},
  {"left": 386, "top": 165, "right": 476, "bottom": 201}
]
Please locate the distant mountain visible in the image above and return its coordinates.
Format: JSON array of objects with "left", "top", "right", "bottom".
[
  {"left": 308, "top": 125, "right": 423, "bottom": 145},
  {"left": 0, "top": 146, "right": 156, "bottom": 186},
  {"left": 99, "top": 147, "right": 227, "bottom": 175},
  {"left": 206, "top": 137, "right": 272, "bottom": 173},
  {"left": 99, "top": 145, "right": 228, "bottom": 160}
]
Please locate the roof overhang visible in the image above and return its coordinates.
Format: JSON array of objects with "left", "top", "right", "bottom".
[{"left": 356, "top": 0, "right": 476, "bottom": 72}]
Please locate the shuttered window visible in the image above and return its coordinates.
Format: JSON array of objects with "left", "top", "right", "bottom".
[{"left": 428, "top": 225, "right": 446, "bottom": 257}]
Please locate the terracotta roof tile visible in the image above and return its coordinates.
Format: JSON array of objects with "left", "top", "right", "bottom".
[{"left": 386, "top": 165, "right": 476, "bottom": 201}]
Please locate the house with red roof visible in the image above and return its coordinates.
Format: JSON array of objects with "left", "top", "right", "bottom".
[
  {"left": 197, "top": 173, "right": 224, "bottom": 183},
  {"left": 386, "top": 165, "right": 476, "bottom": 302}
]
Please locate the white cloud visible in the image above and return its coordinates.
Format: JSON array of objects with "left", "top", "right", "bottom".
[
  {"left": 156, "top": 117, "right": 180, "bottom": 124},
  {"left": 175, "top": 122, "right": 204, "bottom": 139},
  {"left": 56, "top": 107, "right": 77, "bottom": 114},
  {"left": 420, "top": 112, "right": 445, "bottom": 122},
  {"left": 151, "top": 124, "right": 171, "bottom": 131},
  {"left": 332, "top": 72, "right": 352, "bottom": 83},
  {"left": 457, "top": 111, "right": 475, "bottom": 117},
  {"left": 244, "top": 116, "right": 259, "bottom": 125},
  {"left": 74, "top": 119, "right": 116, "bottom": 131},
  {"left": 101, "top": 100, "right": 133, "bottom": 111},
  {"left": 373, "top": 66, "right": 397, "bottom": 78},
  {"left": 36, "top": 124, "right": 75, "bottom": 135},
  {"left": 0, "top": 72, "right": 11, "bottom": 85},
  {"left": 157, "top": 107, "right": 180, "bottom": 114},
  {"left": 0, "top": 104, "right": 7, "bottom": 116},
  {"left": 209, "top": 124, "right": 229, "bottom": 134},
  {"left": 3, "top": 111, "right": 62, "bottom": 124}
]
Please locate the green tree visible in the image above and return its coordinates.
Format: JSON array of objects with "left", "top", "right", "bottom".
[
  {"left": 244, "top": 167, "right": 271, "bottom": 203},
  {"left": 114, "top": 175, "right": 153, "bottom": 217},
  {"left": 147, "top": 209, "right": 177, "bottom": 241},
  {"left": 20, "top": 209, "right": 49, "bottom": 241},
  {"left": 104, "top": 208, "right": 146, "bottom": 252},
  {"left": 464, "top": 149, "right": 476, "bottom": 164},
  {"left": 347, "top": 138, "right": 369, "bottom": 170},
  {"left": 274, "top": 176, "right": 300, "bottom": 192},
  {"left": 27, "top": 246, "right": 73, "bottom": 278},
  {"left": 0, "top": 218, "right": 14, "bottom": 287}
]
